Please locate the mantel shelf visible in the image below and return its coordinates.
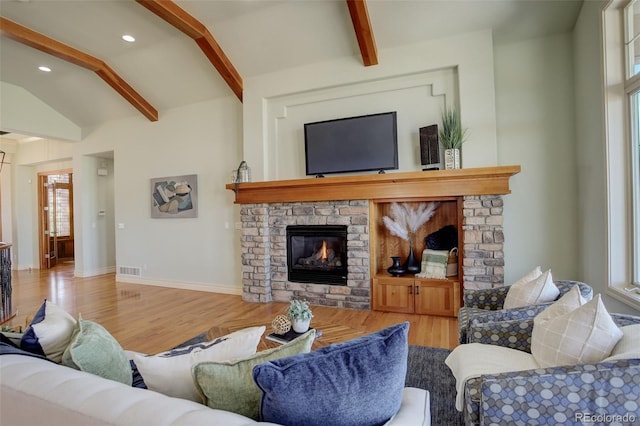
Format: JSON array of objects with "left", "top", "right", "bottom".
[{"left": 226, "top": 166, "right": 521, "bottom": 204}]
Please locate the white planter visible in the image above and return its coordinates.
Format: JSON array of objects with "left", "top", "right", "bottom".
[
  {"left": 444, "top": 148, "right": 460, "bottom": 169},
  {"left": 291, "top": 318, "right": 311, "bottom": 333}
]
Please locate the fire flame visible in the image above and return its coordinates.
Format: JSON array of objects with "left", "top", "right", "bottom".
[{"left": 320, "top": 240, "right": 327, "bottom": 261}]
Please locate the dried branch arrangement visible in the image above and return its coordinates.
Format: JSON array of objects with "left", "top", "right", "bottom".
[{"left": 382, "top": 202, "right": 439, "bottom": 241}]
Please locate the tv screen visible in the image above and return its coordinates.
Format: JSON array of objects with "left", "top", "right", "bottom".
[{"left": 304, "top": 111, "right": 398, "bottom": 176}]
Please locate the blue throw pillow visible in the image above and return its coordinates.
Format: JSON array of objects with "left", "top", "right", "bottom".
[{"left": 252, "top": 322, "right": 409, "bottom": 426}]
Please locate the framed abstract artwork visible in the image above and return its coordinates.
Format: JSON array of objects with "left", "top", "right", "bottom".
[{"left": 150, "top": 174, "right": 198, "bottom": 218}]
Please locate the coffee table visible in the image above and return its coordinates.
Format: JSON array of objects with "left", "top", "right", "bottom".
[{"left": 206, "top": 319, "right": 367, "bottom": 351}]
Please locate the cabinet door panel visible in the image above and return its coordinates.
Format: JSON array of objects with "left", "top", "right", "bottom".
[
  {"left": 415, "top": 280, "right": 460, "bottom": 317},
  {"left": 372, "top": 278, "right": 414, "bottom": 313}
]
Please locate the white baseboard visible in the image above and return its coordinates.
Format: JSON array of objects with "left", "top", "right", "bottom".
[
  {"left": 75, "top": 266, "right": 116, "bottom": 278},
  {"left": 115, "top": 275, "right": 242, "bottom": 295}
]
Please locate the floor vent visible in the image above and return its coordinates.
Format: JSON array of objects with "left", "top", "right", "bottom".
[{"left": 119, "top": 266, "right": 141, "bottom": 276}]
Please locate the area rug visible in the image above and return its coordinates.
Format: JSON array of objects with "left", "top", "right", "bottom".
[{"left": 176, "top": 333, "right": 463, "bottom": 426}]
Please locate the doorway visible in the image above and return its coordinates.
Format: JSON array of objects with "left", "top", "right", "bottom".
[{"left": 38, "top": 170, "right": 74, "bottom": 269}]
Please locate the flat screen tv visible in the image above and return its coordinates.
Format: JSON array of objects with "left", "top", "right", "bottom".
[{"left": 304, "top": 111, "right": 398, "bottom": 176}]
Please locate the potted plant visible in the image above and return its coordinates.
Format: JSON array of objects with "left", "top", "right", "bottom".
[
  {"left": 287, "top": 299, "right": 313, "bottom": 333},
  {"left": 439, "top": 107, "right": 467, "bottom": 169}
]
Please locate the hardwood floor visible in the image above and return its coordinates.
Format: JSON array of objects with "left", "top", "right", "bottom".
[{"left": 5, "top": 263, "right": 460, "bottom": 354}]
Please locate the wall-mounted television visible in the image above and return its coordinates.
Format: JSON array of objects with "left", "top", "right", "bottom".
[{"left": 304, "top": 111, "right": 398, "bottom": 176}]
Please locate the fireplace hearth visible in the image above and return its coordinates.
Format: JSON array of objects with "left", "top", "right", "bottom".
[{"left": 287, "top": 225, "right": 348, "bottom": 285}]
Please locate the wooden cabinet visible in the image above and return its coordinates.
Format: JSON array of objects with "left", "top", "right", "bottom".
[
  {"left": 372, "top": 277, "right": 461, "bottom": 316},
  {"left": 370, "top": 197, "right": 463, "bottom": 317}
]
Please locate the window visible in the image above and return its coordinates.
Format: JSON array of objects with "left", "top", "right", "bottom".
[
  {"left": 603, "top": 0, "right": 640, "bottom": 309},
  {"left": 625, "top": 2, "right": 640, "bottom": 286},
  {"left": 46, "top": 174, "right": 73, "bottom": 238}
]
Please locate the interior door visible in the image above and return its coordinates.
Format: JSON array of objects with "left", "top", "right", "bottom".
[
  {"left": 38, "top": 172, "right": 73, "bottom": 269},
  {"left": 39, "top": 175, "right": 56, "bottom": 269}
]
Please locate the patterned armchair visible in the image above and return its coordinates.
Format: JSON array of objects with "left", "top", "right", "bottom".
[
  {"left": 462, "top": 313, "right": 640, "bottom": 426},
  {"left": 458, "top": 280, "right": 593, "bottom": 344}
]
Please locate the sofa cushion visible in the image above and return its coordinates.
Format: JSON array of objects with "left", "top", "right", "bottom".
[
  {"left": 604, "top": 324, "right": 640, "bottom": 361},
  {"left": 192, "top": 329, "right": 315, "bottom": 420},
  {"left": 503, "top": 268, "right": 557, "bottom": 309},
  {"left": 61, "top": 316, "right": 132, "bottom": 385},
  {"left": 531, "top": 294, "right": 623, "bottom": 367},
  {"left": 20, "top": 300, "right": 77, "bottom": 363},
  {"left": 132, "top": 326, "right": 265, "bottom": 402},
  {"left": 252, "top": 322, "right": 409, "bottom": 426}
]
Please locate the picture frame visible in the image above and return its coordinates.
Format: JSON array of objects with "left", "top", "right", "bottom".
[{"left": 150, "top": 174, "right": 198, "bottom": 218}]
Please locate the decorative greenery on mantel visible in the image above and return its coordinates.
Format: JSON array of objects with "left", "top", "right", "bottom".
[{"left": 440, "top": 107, "right": 467, "bottom": 150}]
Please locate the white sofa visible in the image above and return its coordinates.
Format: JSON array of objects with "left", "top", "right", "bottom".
[{"left": 0, "top": 354, "right": 431, "bottom": 426}]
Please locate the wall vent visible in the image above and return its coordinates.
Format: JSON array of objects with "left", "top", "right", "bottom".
[{"left": 118, "top": 266, "right": 141, "bottom": 276}]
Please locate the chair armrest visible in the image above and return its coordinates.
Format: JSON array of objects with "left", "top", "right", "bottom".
[
  {"left": 470, "top": 304, "right": 550, "bottom": 325},
  {"left": 469, "top": 359, "right": 640, "bottom": 425},
  {"left": 458, "top": 304, "right": 545, "bottom": 345},
  {"left": 467, "top": 318, "right": 534, "bottom": 352},
  {"left": 463, "top": 286, "right": 510, "bottom": 309}
]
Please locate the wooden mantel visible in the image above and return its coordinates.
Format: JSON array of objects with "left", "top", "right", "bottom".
[{"left": 226, "top": 166, "right": 521, "bottom": 204}]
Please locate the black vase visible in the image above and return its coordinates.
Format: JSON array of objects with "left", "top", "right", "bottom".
[
  {"left": 387, "top": 256, "right": 406, "bottom": 277},
  {"left": 403, "top": 244, "right": 421, "bottom": 274}
]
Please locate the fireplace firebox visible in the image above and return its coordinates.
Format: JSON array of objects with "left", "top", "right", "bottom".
[{"left": 286, "top": 225, "right": 347, "bottom": 285}]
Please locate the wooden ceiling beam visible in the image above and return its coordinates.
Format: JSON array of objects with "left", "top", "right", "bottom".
[
  {"left": 136, "top": 0, "right": 243, "bottom": 102},
  {"left": 0, "top": 17, "right": 158, "bottom": 122},
  {"left": 346, "top": 0, "right": 378, "bottom": 67}
]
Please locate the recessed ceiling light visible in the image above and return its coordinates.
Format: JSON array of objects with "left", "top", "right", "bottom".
[
  {"left": 122, "top": 35, "right": 136, "bottom": 43},
  {"left": 38, "top": 66, "right": 51, "bottom": 72}
]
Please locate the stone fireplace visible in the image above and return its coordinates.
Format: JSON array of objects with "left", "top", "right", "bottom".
[
  {"left": 230, "top": 167, "right": 520, "bottom": 311},
  {"left": 240, "top": 200, "right": 370, "bottom": 309}
]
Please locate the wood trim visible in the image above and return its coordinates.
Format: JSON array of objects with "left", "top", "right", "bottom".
[
  {"left": 226, "top": 166, "right": 521, "bottom": 204},
  {"left": 346, "top": 0, "right": 378, "bottom": 66},
  {"left": 136, "top": 0, "right": 243, "bottom": 101},
  {"left": 0, "top": 17, "right": 158, "bottom": 122}
]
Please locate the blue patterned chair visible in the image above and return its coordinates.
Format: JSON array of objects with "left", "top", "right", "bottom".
[
  {"left": 458, "top": 280, "right": 593, "bottom": 344},
  {"left": 461, "top": 313, "right": 640, "bottom": 426}
]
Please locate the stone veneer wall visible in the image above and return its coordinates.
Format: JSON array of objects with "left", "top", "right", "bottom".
[
  {"left": 462, "top": 195, "right": 505, "bottom": 290},
  {"left": 240, "top": 195, "right": 505, "bottom": 310},
  {"left": 241, "top": 200, "right": 371, "bottom": 310}
]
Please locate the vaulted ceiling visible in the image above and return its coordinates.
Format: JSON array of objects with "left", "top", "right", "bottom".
[{"left": 0, "top": 0, "right": 584, "bottom": 131}]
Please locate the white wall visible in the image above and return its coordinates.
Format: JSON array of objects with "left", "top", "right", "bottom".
[
  {"left": 495, "top": 33, "right": 578, "bottom": 283},
  {"left": 10, "top": 139, "right": 73, "bottom": 269},
  {"left": 0, "top": 82, "right": 82, "bottom": 142},
  {"left": 74, "top": 155, "right": 115, "bottom": 277},
  {"left": 75, "top": 96, "right": 243, "bottom": 293},
  {"left": 244, "top": 31, "right": 499, "bottom": 181}
]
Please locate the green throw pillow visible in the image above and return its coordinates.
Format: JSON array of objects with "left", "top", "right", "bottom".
[
  {"left": 61, "top": 316, "right": 132, "bottom": 385},
  {"left": 192, "top": 329, "right": 315, "bottom": 420}
]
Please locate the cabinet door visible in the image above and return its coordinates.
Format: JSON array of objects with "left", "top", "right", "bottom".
[
  {"left": 372, "top": 277, "right": 415, "bottom": 313},
  {"left": 414, "top": 279, "right": 461, "bottom": 317}
]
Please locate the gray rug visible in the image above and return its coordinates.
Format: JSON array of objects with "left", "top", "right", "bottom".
[{"left": 176, "top": 334, "right": 462, "bottom": 426}]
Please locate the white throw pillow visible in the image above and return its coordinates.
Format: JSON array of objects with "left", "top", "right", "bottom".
[
  {"left": 531, "top": 294, "right": 623, "bottom": 368},
  {"left": 503, "top": 269, "right": 558, "bottom": 309},
  {"left": 20, "top": 300, "right": 77, "bottom": 363},
  {"left": 604, "top": 324, "right": 640, "bottom": 361},
  {"left": 535, "top": 285, "right": 586, "bottom": 323},
  {"left": 511, "top": 266, "right": 542, "bottom": 287},
  {"left": 131, "top": 326, "right": 265, "bottom": 401}
]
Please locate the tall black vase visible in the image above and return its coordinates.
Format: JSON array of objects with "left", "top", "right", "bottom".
[{"left": 403, "top": 243, "right": 421, "bottom": 274}]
